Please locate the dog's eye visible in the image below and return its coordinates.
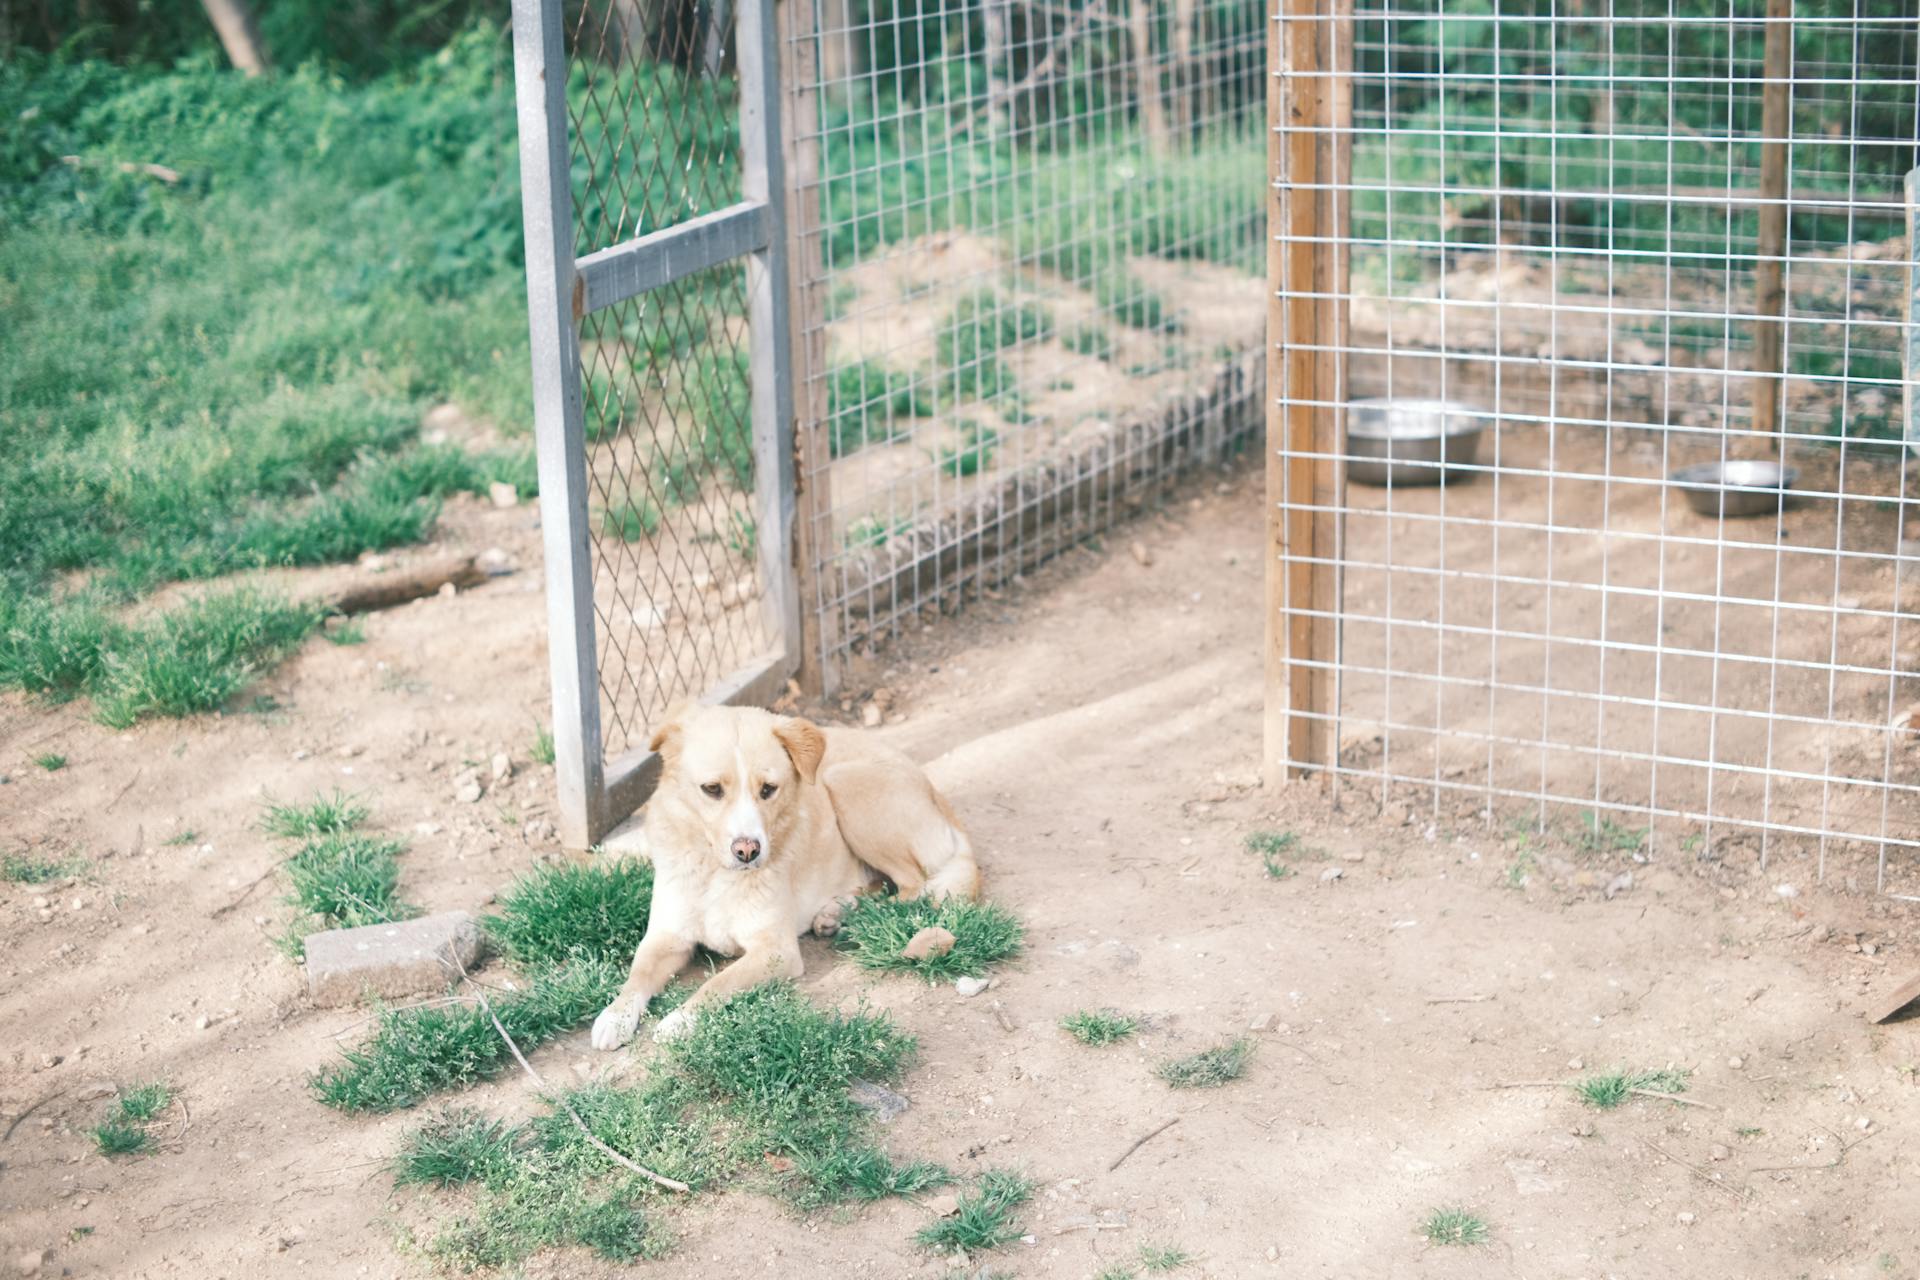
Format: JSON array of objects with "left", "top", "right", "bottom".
[
  {"left": 759, "top": 782, "right": 777, "bottom": 800},
  {"left": 701, "top": 782, "right": 723, "bottom": 799}
]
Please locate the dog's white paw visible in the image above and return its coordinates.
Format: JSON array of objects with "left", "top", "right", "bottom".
[
  {"left": 810, "top": 902, "right": 844, "bottom": 938},
  {"left": 590, "top": 1000, "right": 641, "bottom": 1051},
  {"left": 652, "top": 1006, "right": 696, "bottom": 1043}
]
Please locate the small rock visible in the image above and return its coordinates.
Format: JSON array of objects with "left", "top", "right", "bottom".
[
  {"left": 719, "top": 577, "right": 757, "bottom": 610},
  {"left": 1249, "top": 1012, "right": 1275, "bottom": 1033},
  {"left": 194, "top": 1014, "right": 210, "bottom": 1031},
  {"left": 1862, "top": 941, "right": 1879, "bottom": 957},
  {"left": 491, "top": 753, "right": 512, "bottom": 783},
  {"left": 455, "top": 776, "right": 484, "bottom": 804},
  {"left": 1727, "top": 1056, "right": 1744, "bottom": 1070},
  {"left": 477, "top": 547, "right": 513, "bottom": 577},
  {"left": 1774, "top": 883, "right": 1798, "bottom": 898},
  {"left": 1567, "top": 1057, "right": 1584, "bottom": 1071},
  {"left": 1569, "top": 1120, "right": 1595, "bottom": 1138},
  {"left": 925, "top": 1191, "right": 962, "bottom": 1218},
  {"left": 1320, "top": 866, "right": 1344, "bottom": 883},
  {"left": 414, "top": 822, "right": 443, "bottom": 837},
  {"left": 304, "top": 911, "right": 485, "bottom": 1007},
  {"left": 1856, "top": 1116, "right": 1873, "bottom": 1132},
  {"left": 1676, "top": 1211, "right": 1696, "bottom": 1226},
  {"left": 15, "top": 1248, "right": 49, "bottom": 1277},
  {"left": 954, "top": 976, "right": 990, "bottom": 998},
  {"left": 632, "top": 604, "right": 667, "bottom": 630},
  {"left": 1604, "top": 871, "right": 1633, "bottom": 900},
  {"left": 901, "top": 926, "right": 957, "bottom": 961},
  {"left": 849, "top": 1078, "right": 911, "bottom": 1123},
  {"left": 1130, "top": 541, "right": 1153, "bottom": 567},
  {"left": 37, "top": 1054, "right": 61, "bottom": 1071},
  {"left": 488, "top": 481, "right": 519, "bottom": 509},
  {"left": 861, "top": 703, "right": 883, "bottom": 728},
  {"left": 1708, "top": 1143, "right": 1731, "bottom": 1162}
]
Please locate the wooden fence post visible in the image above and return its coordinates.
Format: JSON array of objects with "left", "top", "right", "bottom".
[
  {"left": 1266, "top": 0, "right": 1347, "bottom": 786},
  {"left": 1751, "top": 0, "right": 1792, "bottom": 449}
]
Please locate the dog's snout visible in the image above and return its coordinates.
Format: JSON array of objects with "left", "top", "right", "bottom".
[{"left": 730, "top": 836, "right": 761, "bottom": 864}]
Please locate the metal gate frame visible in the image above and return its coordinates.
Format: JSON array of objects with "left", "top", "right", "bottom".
[{"left": 511, "top": 0, "right": 800, "bottom": 848}]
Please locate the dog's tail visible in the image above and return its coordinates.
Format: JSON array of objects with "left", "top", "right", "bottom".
[{"left": 923, "top": 790, "right": 982, "bottom": 901}]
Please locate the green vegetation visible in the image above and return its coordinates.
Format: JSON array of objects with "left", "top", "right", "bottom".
[
  {"left": 323, "top": 619, "right": 366, "bottom": 646},
  {"left": 936, "top": 421, "right": 998, "bottom": 477},
  {"left": 1060, "top": 1008, "right": 1139, "bottom": 1046},
  {"left": 262, "top": 790, "right": 369, "bottom": 840},
  {"left": 90, "top": 1121, "right": 150, "bottom": 1157},
  {"left": 1, "top": 852, "right": 86, "bottom": 884},
  {"left": 116, "top": 1082, "right": 173, "bottom": 1122},
  {"left": 1244, "top": 829, "right": 1303, "bottom": 879},
  {"left": 834, "top": 892, "right": 1023, "bottom": 981},
  {"left": 1570, "top": 811, "right": 1648, "bottom": 857},
  {"left": 1139, "top": 1242, "right": 1196, "bottom": 1272},
  {"left": 32, "top": 752, "right": 66, "bottom": 771},
  {"left": 1155, "top": 1039, "right": 1252, "bottom": 1089},
  {"left": 935, "top": 290, "right": 1052, "bottom": 402},
  {"left": 90, "top": 1080, "right": 174, "bottom": 1157},
  {"left": 829, "top": 360, "right": 934, "bottom": 457},
  {"left": 314, "top": 858, "right": 658, "bottom": 1112},
  {"left": 401, "top": 982, "right": 932, "bottom": 1268},
  {"left": 915, "top": 1169, "right": 1035, "bottom": 1253},
  {"left": 281, "top": 832, "right": 415, "bottom": 947},
  {"left": 1421, "top": 1206, "right": 1490, "bottom": 1247},
  {"left": 1574, "top": 1067, "right": 1692, "bottom": 1110},
  {"left": 1064, "top": 324, "right": 1116, "bottom": 361},
  {"left": 529, "top": 724, "right": 557, "bottom": 766},
  {"left": 602, "top": 495, "right": 662, "bottom": 543}
]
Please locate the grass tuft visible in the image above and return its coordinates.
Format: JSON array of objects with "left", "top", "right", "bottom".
[
  {"left": 834, "top": 892, "right": 1023, "bottom": 981},
  {"left": 279, "top": 831, "right": 414, "bottom": 952},
  {"left": 529, "top": 724, "right": 556, "bottom": 766},
  {"left": 1139, "top": 1241, "right": 1195, "bottom": 1272},
  {"left": 790, "top": 1147, "right": 953, "bottom": 1209},
  {"left": 262, "top": 790, "right": 369, "bottom": 839},
  {"left": 1, "top": 852, "right": 85, "bottom": 883},
  {"left": 394, "top": 1108, "right": 518, "bottom": 1188},
  {"left": 91, "top": 1122, "right": 150, "bottom": 1157},
  {"left": 116, "top": 1082, "right": 172, "bottom": 1122},
  {"left": 1421, "top": 1205, "right": 1490, "bottom": 1246},
  {"left": 482, "top": 858, "right": 654, "bottom": 968},
  {"left": 88, "top": 591, "right": 324, "bottom": 728},
  {"left": 915, "top": 1169, "right": 1034, "bottom": 1253},
  {"left": 1155, "top": 1039, "right": 1252, "bottom": 1089},
  {"left": 33, "top": 752, "right": 66, "bottom": 771},
  {"left": 323, "top": 619, "right": 366, "bottom": 646},
  {"left": 1244, "top": 829, "right": 1300, "bottom": 879},
  {"left": 1059, "top": 1008, "right": 1139, "bottom": 1046},
  {"left": 1574, "top": 1066, "right": 1691, "bottom": 1110}
]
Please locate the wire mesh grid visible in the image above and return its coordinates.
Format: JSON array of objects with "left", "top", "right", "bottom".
[
  {"left": 1273, "top": 0, "right": 1920, "bottom": 896},
  {"left": 564, "top": 3, "right": 777, "bottom": 758},
  {"left": 783, "top": 0, "right": 1270, "bottom": 677}
]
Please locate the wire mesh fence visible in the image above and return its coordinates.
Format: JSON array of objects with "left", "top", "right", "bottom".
[
  {"left": 781, "top": 0, "right": 1271, "bottom": 683},
  {"left": 1271, "top": 0, "right": 1920, "bottom": 896}
]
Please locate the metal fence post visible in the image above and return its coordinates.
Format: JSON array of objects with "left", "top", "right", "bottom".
[{"left": 511, "top": 0, "right": 606, "bottom": 848}]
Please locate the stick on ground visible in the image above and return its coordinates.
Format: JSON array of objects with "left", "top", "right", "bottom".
[
  {"left": 327, "top": 554, "right": 485, "bottom": 615},
  {"left": 1109, "top": 1116, "right": 1180, "bottom": 1172}
]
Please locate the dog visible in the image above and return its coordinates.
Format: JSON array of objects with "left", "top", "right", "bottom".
[{"left": 589, "top": 704, "right": 980, "bottom": 1049}]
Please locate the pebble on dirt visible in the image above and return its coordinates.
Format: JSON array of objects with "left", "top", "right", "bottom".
[
  {"left": 849, "top": 1078, "right": 912, "bottom": 1123},
  {"left": 901, "top": 926, "right": 957, "bottom": 961},
  {"left": 1130, "top": 540, "right": 1153, "bottom": 567},
  {"left": 488, "top": 481, "right": 519, "bottom": 508},
  {"left": 861, "top": 703, "right": 883, "bottom": 728},
  {"left": 955, "top": 976, "right": 990, "bottom": 997},
  {"left": 1320, "top": 866, "right": 1344, "bottom": 883},
  {"left": 454, "top": 775, "right": 484, "bottom": 804}
]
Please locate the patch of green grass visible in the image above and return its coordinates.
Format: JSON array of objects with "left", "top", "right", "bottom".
[
  {"left": 407, "top": 983, "right": 925, "bottom": 1267},
  {"left": 262, "top": 790, "right": 369, "bottom": 839},
  {"left": 1569, "top": 811, "right": 1647, "bottom": 857},
  {"left": 601, "top": 495, "right": 661, "bottom": 542},
  {"left": 482, "top": 858, "right": 654, "bottom": 968},
  {"left": 322, "top": 619, "right": 365, "bottom": 646},
  {"left": 1574, "top": 1066, "right": 1691, "bottom": 1110},
  {"left": 936, "top": 420, "right": 998, "bottom": 478},
  {"left": 529, "top": 724, "right": 556, "bottom": 766},
  {"left": 394, "top": 1108, "right": 518, "bottom": 1188},
  {"left": 280, "top": 831, "right": 414, "bottom": 947},
  {"left": 1244, "top": 829, "right": 1300, "bottom": 879},
  {"left": 834, "top": 892, "right": 1023, "bottom": 981},
  {"left": 1060, "top": 1008, "right": 1139, "bottom": 1046},
  {"left": 90, "top": 1121, "right": 150, "bottom": 1157},
  {"left": 33, "top": 752, "right": 66, "bottom": 771},
  {"left": 1138, "top": 1241, "right": 1194, "bottom": 1272},
  {"left": 1097, "top": 1268, "right": 1137, "bottom": 1280},
  {"left": 1421, "top": 1205, "right": 1489, "bottom": 1246},
  {"left": 1097, "top": 271, "right": 1177, "bottom": 332},
  {"left": 915, "top": 1169, "right": 1034, "bottom": 1253},
  {"left": 313, "top": 955, "right": 626, "bottom": 1113},
  {"left": 116, "top": 1082, "right": 172, "bottom": 1122},
  {"left": 1736, "top": 1126, "right": 1764, "bottom": 1138},
  {"left": 1503, "top": 848, "right": 1537, "bottom": 889},
  {"left": 1155, "top": 1039, "right": 1252, "bottom": 1089},
  {"left": 162, "top": 830, "right": 198, "bottom": 847},
  {"left": 828, "top": 360, "right": 934, "bottom": 456},
  {"left": 1, "top": 852, "right": 85, "bottom": 883},
  {"left": 935, "top": 290, "right": 1050, "bottom": 402},
  {"left": 1064, "top": 324, "right": 1115, "bottom": 361}
]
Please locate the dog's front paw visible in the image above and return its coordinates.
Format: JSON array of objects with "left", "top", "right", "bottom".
[
  {"left": 652, "top": 1006, "right": 696, "bottom": 1043},
  {"left": 590, "top": 1000, "right": 642, "bottom": 1051},
  {"left": 810, "top": 900, "right": 845, "bottom": 938}
]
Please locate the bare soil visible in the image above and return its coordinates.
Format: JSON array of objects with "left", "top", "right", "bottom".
[{"left": 5, "top": 474, "right": 1920, "bottom": 1280}]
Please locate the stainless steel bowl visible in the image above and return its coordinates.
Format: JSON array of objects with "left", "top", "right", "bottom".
[
  {"left": 1346, "top": 398, "right": 1488, "bottom": 486},
  {"left": 1668, "top": 459, "right": 1799, "bottom": 518}
]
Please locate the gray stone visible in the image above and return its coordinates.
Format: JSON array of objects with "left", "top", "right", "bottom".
[
  {"left": 304, "top": 911, "right": 483, "bottom": 1007},
  {"left": 849, "top": 1078, "right": 911, "bottom": 1123}
]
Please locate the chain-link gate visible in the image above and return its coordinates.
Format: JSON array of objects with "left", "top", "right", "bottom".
[{"left": 512, "top": 0, "right": 799, "bottom": 847}]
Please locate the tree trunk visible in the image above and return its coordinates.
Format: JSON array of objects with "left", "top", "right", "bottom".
[
  {"left": 1126, "top": 0, "right": 1168, "bottom": 154},
  {"left": 200, "top": 0, "right": 269, "bottom": 76}
]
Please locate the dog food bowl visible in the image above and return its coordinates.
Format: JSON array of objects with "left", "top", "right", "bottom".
[
  {"left": 1346, "top": 398, "right": 1488, "bottom": 486},
  {"left": 1667, "top": 459, "right": 1799, "bottom": 518}
]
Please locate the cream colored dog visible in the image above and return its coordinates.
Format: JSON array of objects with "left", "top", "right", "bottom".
[{"left": 590, "top": 704, "right": 980, "bottom": 1049}]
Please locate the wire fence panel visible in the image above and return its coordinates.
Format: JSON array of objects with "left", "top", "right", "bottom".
[
  {"left": 783, "top": 0, "right": 1271, "bottom": 686},
  {"left": 1272, "top": 0, "right": 1920, "bottom": 897},
  {"left": 513, "top": 0, "right": 797, "bottom": 845}
]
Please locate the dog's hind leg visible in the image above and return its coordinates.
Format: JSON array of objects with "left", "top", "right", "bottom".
[{"left": 821, "top": 761, "right": 979, "bottom": 901}]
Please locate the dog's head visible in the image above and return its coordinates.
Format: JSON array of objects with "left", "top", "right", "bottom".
[{"left": 648, "top": 705, "right": 825, "bottom": 874}]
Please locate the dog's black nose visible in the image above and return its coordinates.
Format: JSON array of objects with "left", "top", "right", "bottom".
[{"left": 731, "top": 837, "right": 761, "bottom": 864}]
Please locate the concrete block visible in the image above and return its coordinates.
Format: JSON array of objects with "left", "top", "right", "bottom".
[{"left": 304, "top": 911, "right": 482, "bottom": 1007}]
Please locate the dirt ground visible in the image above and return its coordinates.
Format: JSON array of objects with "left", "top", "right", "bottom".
[{"left": 6, "top": 475, "right": 1920, "bottom": 1279}]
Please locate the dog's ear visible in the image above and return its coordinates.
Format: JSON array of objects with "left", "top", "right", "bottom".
[
  {"left": 774, "top": 717, "right": 826, "bottom": 784},
  {"left": 647, "top": 704, "right": 690, "bottom": 761}
]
